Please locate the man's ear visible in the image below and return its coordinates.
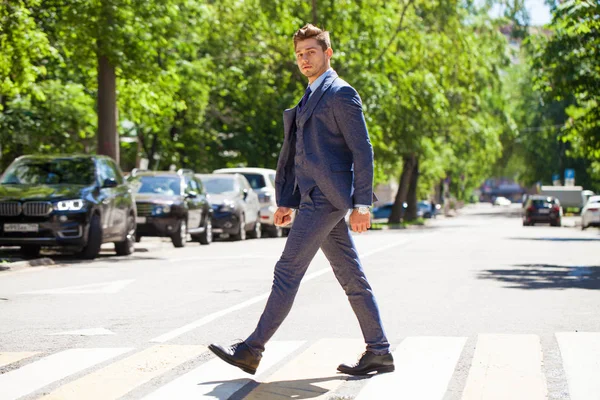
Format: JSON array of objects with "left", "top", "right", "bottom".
[{"left": 326, "top": 47, "right": 333, "bottom": 59}]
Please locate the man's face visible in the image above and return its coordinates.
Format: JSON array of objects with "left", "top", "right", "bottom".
[{"left": 295, "top": 38, "right": 332, "bottom": 81}]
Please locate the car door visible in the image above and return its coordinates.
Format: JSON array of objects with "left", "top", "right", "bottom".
[
  {"left": 239, "top": 175, "right": 259, "bottom": 224},
  {"left": 106, "top": 159, "right": 132, "bottom": 239},
  {"left": 194, "top": 177, "right": 210, "bottom": 228},
  {"left": 184, "top": 176, "right": 202, "bottom": 231},
  {"left": 95, "top": 159, "right": 118, "bottom": 239}
]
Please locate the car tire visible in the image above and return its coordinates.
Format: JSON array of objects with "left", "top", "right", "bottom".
[
  {"left": 20, "top": 245, "right": 41, "bottom": 258},
  {"left": 79, "top": 214, "right": 102, "bottom": 260},
  {"left": 135, "top": 233, "right": 142, "bottom": 243},
  {"left": 115, "top": 213, "right": 136, "bottom": 256},
  {"left": 232, "top": 214, "right": 246, "bottom": 241},
  {"left": 522, "top": 221, "right": 529, "bottom": 226},
  {"left": 248, "top": 216, "right": 261, "bottom": 239},
  {"left": 197, "top": 218, "right": 213, "bottom": 245},
  {"left": 172, "top": 219, "right": 187, "bottom": 248},
  {"left": 553, "top": 219, "right": 561, "bottom": 227}
]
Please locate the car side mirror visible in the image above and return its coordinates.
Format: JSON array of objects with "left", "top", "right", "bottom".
[{"left": 102, "top": 178, "right": 118, "bottom": 188}]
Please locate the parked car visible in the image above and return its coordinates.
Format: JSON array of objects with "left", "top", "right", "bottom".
[
  {"left": 127, "top": 169, "right": 212, "bottom": 247},
  {"left": 212, "top": 167, "right": 291, "bottom": 237},
  {"left": 417, "top": 201, "right": 434, "bottom": 218},
  {"left": 196, "top": 173, "right": 261, "bottom": 240},
  {"left": 581, "top": 195, "right": 600, "bottom": 230},
  {"left": 522, "top": 195, "right": 562, "bottom": 227},
  {"left": 493, "top": 196, "right": 512, "bottom": 206},
  {"left": 0, "top": 154, "right": 136, "bottom": 259}
]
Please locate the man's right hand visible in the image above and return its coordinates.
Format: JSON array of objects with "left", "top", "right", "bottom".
[{"left": 274, "top": 207, "right": 293, "bottom": 227}]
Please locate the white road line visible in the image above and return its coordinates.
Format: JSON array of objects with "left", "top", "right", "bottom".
[
  {"left": 461, "top": 334, "right": 548, "bottom": 400},
  {"left": 40, "top": 345, "right": 206, "bottom": 400},
  {"left": 149, "top": 239, "right": 411, "bottom": 343},
  {"left": 556, "top": 332, "right": 600, "bottom": 400},
  {"left": 0, "top": 347, "right": 132, "bottom": 400},
  {"left": 356, "top": 336, "right": 467, "bottom": 400},
  {"left": 142, "top": 341, "right": 304, "bottom": 399},
  {"left": 20, "top": 279, "right": 135, "bottom": 295},
  {"left": 245, "top": 338, "right": 364, "bottom": 400},
  {"left": 0, "top": 351, "right": 39, "bottom": 368},
  {"left": 47, "top": 328, "right": 116, "bottom": 336}
]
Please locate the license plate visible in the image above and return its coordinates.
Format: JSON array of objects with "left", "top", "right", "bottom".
[
  {"left": 136, "top": 217, "right": 147, "bottom": 224},
  {"left": 4, "top": 223, "right": 39, "bottom": 232},
  {"left": 538, "top": 209, "right": 550, "bottom": 214}
]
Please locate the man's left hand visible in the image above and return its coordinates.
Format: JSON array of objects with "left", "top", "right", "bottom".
[{"left": 349, "top": 209, "right": 371, "bottom": 233}]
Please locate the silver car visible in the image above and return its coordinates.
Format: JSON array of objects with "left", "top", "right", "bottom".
[{"left": 212, "top": 167, "right": 291, "bottom": 237}]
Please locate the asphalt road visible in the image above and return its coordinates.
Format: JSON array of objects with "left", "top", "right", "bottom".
[{"left": 1, "top": 204, "right": 599, "bottom": 400}]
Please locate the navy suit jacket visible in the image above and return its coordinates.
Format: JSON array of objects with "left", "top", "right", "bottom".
[{"left": 275, "top": 70, "right": 377, "bottom": 210}]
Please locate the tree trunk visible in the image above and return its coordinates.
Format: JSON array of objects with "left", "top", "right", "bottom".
[
  {"left": 404, "top": 156, "right": 420, "bottom": 221},
  {"left": 389, "top": 153, "right": 417, "bottom": 223},
  {"left": 311, "top": 0, "right": 318, "bottom": 25},
  {"left": 97, "top": 53, "right": 119, "bottom": 163}
]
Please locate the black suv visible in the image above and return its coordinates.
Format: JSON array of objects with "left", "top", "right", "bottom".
[
  {"left": 522, "top": 195, "right": 562, "bottom": 227},
  {"left": 0, "top": 155, "right": 136, "bottom": 259},
  {"left": 127, "top": 169, "right": 212, "bottom": 247}
]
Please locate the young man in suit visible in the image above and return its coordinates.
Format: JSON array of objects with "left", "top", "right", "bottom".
[{"left": 209, "top": 24, "right": 393, "bottom": 376}]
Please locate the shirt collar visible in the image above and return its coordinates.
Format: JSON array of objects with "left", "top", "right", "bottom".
[{"left": 308, "top": 68, "right": 334, "bottom": 97}]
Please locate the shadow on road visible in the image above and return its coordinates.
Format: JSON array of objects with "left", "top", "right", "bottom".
[
  {"left": 199, "top": 374, "right": 369, "bottom": 400},
  {"left": 509, "top": 237, "right": 600, "bottom": 242},
  {"left": 478, "top": 264, "right": 600, "bottom": 290}
]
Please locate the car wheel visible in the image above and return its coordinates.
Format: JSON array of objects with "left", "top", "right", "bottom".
[
  {"left": 553, "top": 219, "right": 561, "bottom": 227},
  {"left": 115, "top": 213, "right": 136, "bottom": 256},
  {"left": 248, "top": 216, "right": 261, "bottom": 239},
  {"left": 522, "top": 221, "right": 529, "bottom": 226},
  {"left": 20, "top": 245, "right": 41, "bottom": 258},
  {"left": 198, "top": 218, "right": 213, "bottom": 245},
  {"left": 232, "top": 214, "right": 246, "bottom": 241},
  {"left": 135, "top": 233, "right": 142, "bottom": 243},
  {"left": 172, "top": 219, "right": 187, "bottom": 248},
  {"left": 79, "top": 214, "right": 102, "bottom": 260}
]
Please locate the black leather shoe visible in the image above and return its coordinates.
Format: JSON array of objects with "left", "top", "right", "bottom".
[
  {"left": 337, "top": 351, "right": 395, "bottom": 375},
  {"left": 208, "top": 341, "right": 262, "bottom": 375}
]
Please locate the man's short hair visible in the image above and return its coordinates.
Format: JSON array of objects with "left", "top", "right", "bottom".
[{"left": 293, "top": 24, "right": 331, "bottom": 51}]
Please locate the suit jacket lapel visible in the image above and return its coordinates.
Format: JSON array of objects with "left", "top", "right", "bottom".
[{"left": 298, "top": 71, "right": 339, "bottom": 126}]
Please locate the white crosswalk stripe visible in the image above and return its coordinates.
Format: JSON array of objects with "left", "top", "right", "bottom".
[
  {"left": 0, "top": 333, "right": 599, "bottom": 400},
  {"left": 355, "top": 336, "right": 467, "bottom": 400},
  {"left": 556, "top": 332, "right": 600, "bottom": 400},
  {"left": 461, "top": 334, "right": 548, "bottom": 400},
  {"left": 143, "top": 341, "right": 304, "bottom": 399},
  {"left": 0, "top": 348, "right": 133, "bottom": 400}
]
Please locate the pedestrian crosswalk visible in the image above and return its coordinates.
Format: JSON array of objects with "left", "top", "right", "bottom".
[{"left": 0, "top": 333, "right": 599, "bottom": 400}]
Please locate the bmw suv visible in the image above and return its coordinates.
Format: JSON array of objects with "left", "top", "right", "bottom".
[{"left": 0, "top": 155, "right": 136, "bottom": 259}]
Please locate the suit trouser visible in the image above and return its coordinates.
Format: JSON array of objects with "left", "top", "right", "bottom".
[{"left": 245, "top": 186, "right": 390, "bottom": 355}]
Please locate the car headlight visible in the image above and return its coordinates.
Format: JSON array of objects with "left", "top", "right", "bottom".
[
  {"left": 55, "top": 199, "right": 85, "bottom": 211},
  {"left": 153, "top": 204, "right": 171, "bottom": 215}
]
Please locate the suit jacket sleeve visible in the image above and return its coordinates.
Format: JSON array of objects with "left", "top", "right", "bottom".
[{"left": 332, "top": 86, "right": 375, "bottom": 206}]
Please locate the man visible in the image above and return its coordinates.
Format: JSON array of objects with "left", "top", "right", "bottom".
[{"left": 209, "top": 24, "right": 394, "bottom": 376}]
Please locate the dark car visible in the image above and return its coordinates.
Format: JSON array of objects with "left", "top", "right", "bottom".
[
  {"left": 0, "top": 155, "right": 136, "bottom": 259},
  {"left": 522, "top": 195, "right": 562, "bottom": 227},
  {"left": 196, "top": 173, "right": 261, "bottom": 241},
  {"left": 127, "top": 169, "right": 212, "bottom": 247}
]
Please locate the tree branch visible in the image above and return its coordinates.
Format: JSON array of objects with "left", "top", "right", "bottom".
[{"left": 372, "top": 0, "right": 415, "bottom": 65}]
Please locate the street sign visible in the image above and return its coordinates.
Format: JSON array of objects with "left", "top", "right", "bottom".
[
  {"left": 552, "top": 173, "right": 561, "bottom": 186},
  {"left": 565, "top": 169, "right": 575, "bottom": 186}
]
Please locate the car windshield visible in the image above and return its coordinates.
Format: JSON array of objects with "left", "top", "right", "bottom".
[
  {"left": 131, "top": 176, "right": 181, "bottom": 195},
  {"left": 0, "top": 158, "right": 96, "bottom": 185},
  {"left": 240, "top": 173, "right": 266, "bottom": 189},
  {"left": 531, "top": 199, "right": 553, "bottom": 207},
  {"left": 202, "top": 177, "right": 236, "bottom": 194}
]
